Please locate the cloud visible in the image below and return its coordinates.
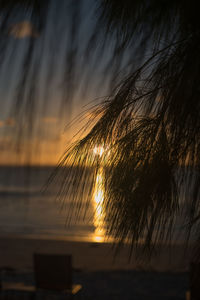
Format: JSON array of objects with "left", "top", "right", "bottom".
[
  {"left": 9, "top": 21, "right": 39, "bottom": 39},
  {"left": 0, "top": 118, "right": 15, "bottom": 128},
  {"left": 5, "top": 118, "right": 15, "bottom": 127}
]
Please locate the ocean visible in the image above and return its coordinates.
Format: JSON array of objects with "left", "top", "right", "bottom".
[
  {"left": 0, "top": 166, "right": 99, "bottom": 241},
  {"left": 0, "top": 166, "right": 193, "bottom": 273},
  {"left": 0, "top": 165, "right": 194, "bottom": 245}
]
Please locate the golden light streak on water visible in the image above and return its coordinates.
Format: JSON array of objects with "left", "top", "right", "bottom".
[{"left": 93, "top": 169, "right": 105, "bottom": 243}]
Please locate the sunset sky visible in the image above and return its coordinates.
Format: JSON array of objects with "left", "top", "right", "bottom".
[{"left": 0, "top": 0, "right": 108, "bottom": 166}]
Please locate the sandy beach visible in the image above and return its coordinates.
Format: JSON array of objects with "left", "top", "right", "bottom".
[
  {"left": 0, "top": 234, "right": 192, "bottom": 272},
  {"left": 0, "top": 235, "right": 190, "bottom": 299}
]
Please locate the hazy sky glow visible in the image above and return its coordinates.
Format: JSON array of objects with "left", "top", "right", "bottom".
[{"left": 0, "top": 0, "right": 109, "bottom": 165}]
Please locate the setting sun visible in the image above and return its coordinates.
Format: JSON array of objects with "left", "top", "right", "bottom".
[{"left": 93, "top": 145, "right": 104, "bottom": 157}]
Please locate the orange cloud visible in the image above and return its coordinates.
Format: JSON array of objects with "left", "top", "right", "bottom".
[
  {"left": 9, "top": 21, "right": 39, "bottom": 39},
  {"left": 0, "top": 118, "right": 15, "bottom": 128},
  {"left": 5, "top": 118, "right": 15, "bottom": 127}
]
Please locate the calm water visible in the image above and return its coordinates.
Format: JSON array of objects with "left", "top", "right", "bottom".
[
  {"left": 0, "top": 166, "right": 194, "bottom": 244},
  {"left": 0, "top": 166, "right": 102, "bottom": 241}
]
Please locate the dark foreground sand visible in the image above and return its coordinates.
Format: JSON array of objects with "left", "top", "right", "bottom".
[{"left": 0, "top": 235, "right": 190, "bottom": 299}]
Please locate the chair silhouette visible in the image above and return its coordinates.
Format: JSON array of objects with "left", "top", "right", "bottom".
[
  {"left": 1, "top": 253, "right": 81, "bottom": 298},
  {"left": 34, "top": 253, "right": 82, "bottom": 295}
]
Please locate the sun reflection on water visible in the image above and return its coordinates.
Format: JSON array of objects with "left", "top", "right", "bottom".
[{"left": 93, "top": 169, "right": 105, "bottom": 243}]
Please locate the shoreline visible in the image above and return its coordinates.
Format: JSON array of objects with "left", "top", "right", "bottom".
[
  {"left": 0, "top": 234, "right": 192, "bottom": 272},
  {"left": 0, "top": 232, "right": 191, "bottom": 246}
]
